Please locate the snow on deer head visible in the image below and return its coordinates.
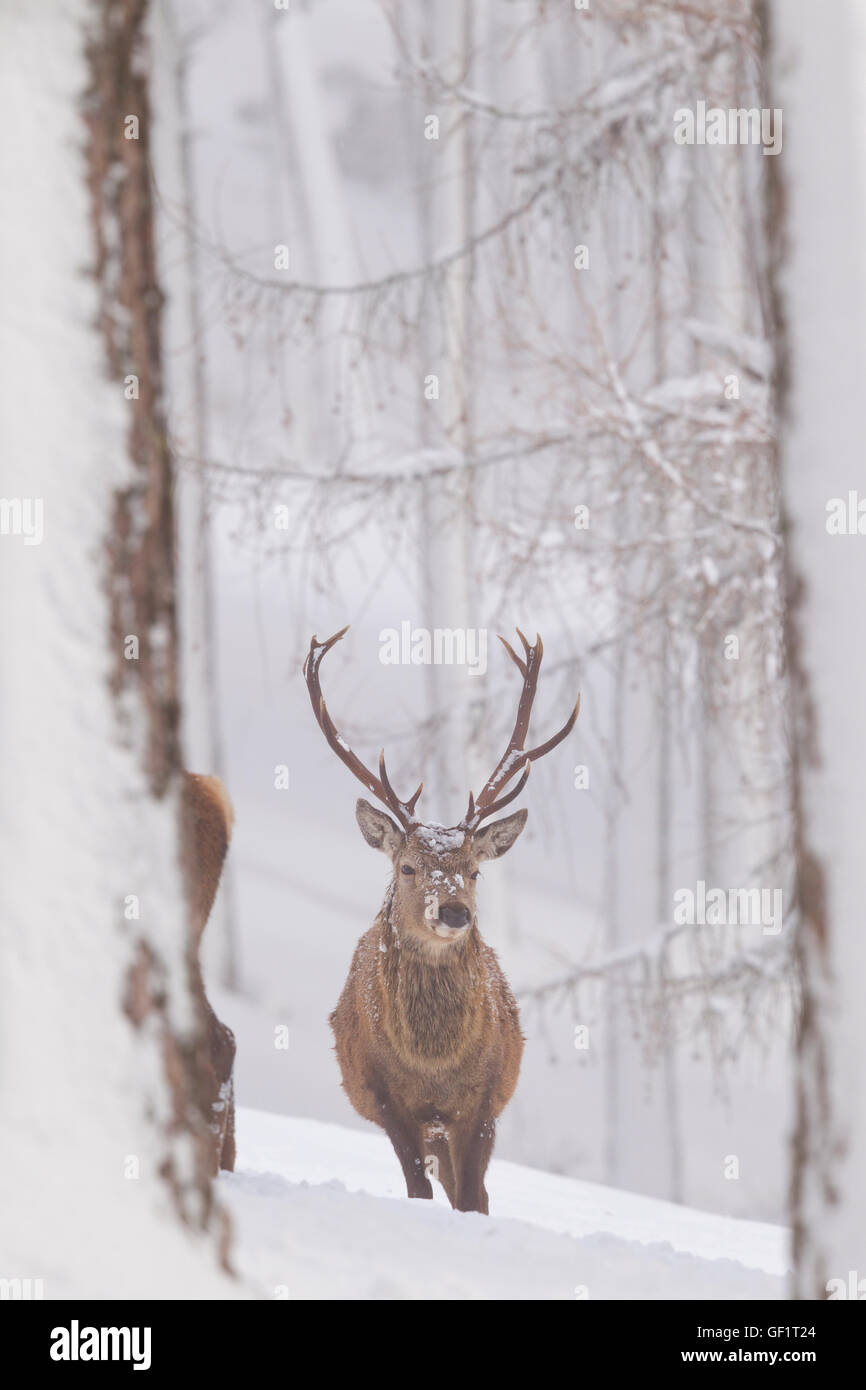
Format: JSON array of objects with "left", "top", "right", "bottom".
[{"left": 304, "top": 625, "right": 579, "bottom": 947}]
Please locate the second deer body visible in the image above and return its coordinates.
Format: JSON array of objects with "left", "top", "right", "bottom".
[
  {"left": 181, "top": 771, "right": 236, "bottom": 1173},
  {"left": 305, "top": 627, "right": 578, "bottom": 1214}
]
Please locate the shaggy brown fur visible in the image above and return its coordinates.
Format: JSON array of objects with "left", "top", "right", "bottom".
[
  {"left": 181, "top": 772, "right": 236, "bottom": 1173},
  {"left": 330, "top": 803, "right": 526, "bottom": 1213}
]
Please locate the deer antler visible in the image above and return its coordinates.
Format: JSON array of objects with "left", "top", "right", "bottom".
[
  {"left": 460, "top": 629, "right": 579, "bottom": 831},
  {"left": 303, "top": 627, "right": 423, "bottom": 830}
]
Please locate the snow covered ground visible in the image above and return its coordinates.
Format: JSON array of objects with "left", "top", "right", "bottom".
[
  {"left": 208, "top": 790, "right": 793, "bottom": 1223},
  {"left": 219, "top": 1107, "right": 790, "bottom": 1300}
]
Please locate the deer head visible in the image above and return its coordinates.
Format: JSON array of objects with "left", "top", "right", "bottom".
[{"left": 303, "top": 626, "right": 579, "bottom": 947}]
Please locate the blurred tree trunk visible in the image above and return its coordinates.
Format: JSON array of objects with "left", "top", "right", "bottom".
[
  {"left": 764, "top": 0, "right": 866, "bottom": 1299},
  {"left": 0, "top": 0, "right": 233, "bottom": 1294},
  {"left": 162, "top": 0, "right": 240, "bottom": 992},
  {"left": 424, "top": 0, "right": 475, "bottom": 823},
  {"left": 408, "top": 0, "right": 450, "bottom": 817}
]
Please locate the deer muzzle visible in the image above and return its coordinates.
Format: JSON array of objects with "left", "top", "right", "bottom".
[{"left": 438, "top": 902, "right": 471, "bottom": 931}]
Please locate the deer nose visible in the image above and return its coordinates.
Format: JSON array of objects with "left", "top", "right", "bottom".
[{"left": 438, "top": 903, "right": 471, "bottom": 929}]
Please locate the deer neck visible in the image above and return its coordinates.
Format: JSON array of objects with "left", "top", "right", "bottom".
[{"left": 380, "top": 886, "right": 483, "bottom": 1060}]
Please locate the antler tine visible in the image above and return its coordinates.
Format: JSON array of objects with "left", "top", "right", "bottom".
[
  {"left": 475, "top": 630, "right": 543, "bottom": 806},
  {"left": 524, "top": 691, "right": 581, "bottom": 763},
  {"left": 303, "top": 627, "right": 422, "bottom": 829},
  {"left": 302, "top": 626, "right": 350, "bottom": 713},
  {"left": 497, "top": 633, "right": 527, "bottom": 678},
  {"left": 518, "top": 626, "right": 537, "bottom": 665},
  {"left": 460, "top": 760, "right": 532, "bottom": 829},
  {"left": 462, "top": 631, "right": 579, "bottom": 829},
  {"left": 378, "top": 749, "right": 423, "bottom": 826}
]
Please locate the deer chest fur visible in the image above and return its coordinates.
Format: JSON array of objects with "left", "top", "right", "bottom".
[{"left": 374, "top": 912, "right": 508, "bottom": 1069}]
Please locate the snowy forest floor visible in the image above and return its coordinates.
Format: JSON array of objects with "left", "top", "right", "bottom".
[{"left": 219, "top": 1108, "right": 791, "bottom": 1300}]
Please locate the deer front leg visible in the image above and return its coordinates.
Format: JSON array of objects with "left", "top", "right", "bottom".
[
  {"left": 452, "top": 1110, "right": 496, "bottom": 1214},
  {"left": 422, "top": 1119, "right": 457, "bottom": 1207},
  {"left": 373, "top": 1088, "right": 433, "bottom": 1200}
]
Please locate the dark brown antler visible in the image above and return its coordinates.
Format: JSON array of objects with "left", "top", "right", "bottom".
[
  {"left": 461, "top": 629, "right": 579, "bottom": 830},
  {"left": 303, "top": 626, "right": 423, "bottom": 830}
]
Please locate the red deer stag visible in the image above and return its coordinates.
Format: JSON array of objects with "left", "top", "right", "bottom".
[
  {"left": 304, "top": 626, "right": 579, "bottom": 1214},
  {"left": 180, "top": 771, "right": 237, "bottom": 1173}
]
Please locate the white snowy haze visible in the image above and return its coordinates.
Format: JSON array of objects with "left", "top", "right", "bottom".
[
  {"left": 167, "top": 0, "right": 792, "bottom": 1230},
  {"left": 10, "top": 0, "right": 866, "bottom": 1302}
]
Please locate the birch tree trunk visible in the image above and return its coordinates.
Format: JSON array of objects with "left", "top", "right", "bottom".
[{"left": 0, "top": 0, "right": 234, "bottom": 1296}]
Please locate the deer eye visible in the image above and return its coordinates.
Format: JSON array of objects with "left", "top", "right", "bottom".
[
  {"left": 401, "top": 864, "right": 415, "bottom": 875},
  {"left": 470, "top": 870, "right": 480, "bottom": 880}
]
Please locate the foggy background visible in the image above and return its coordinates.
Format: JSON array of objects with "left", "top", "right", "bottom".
[{"left": 158, "top": 0, "right": 791, "bottom": 1221}]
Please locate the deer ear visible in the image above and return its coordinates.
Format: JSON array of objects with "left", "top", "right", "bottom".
[
  {"left": 355, "top": 799, "right": 403, "bottom": 856},
  {"left": 473, "top": 808, "right": 528, "bottom": 861}
]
